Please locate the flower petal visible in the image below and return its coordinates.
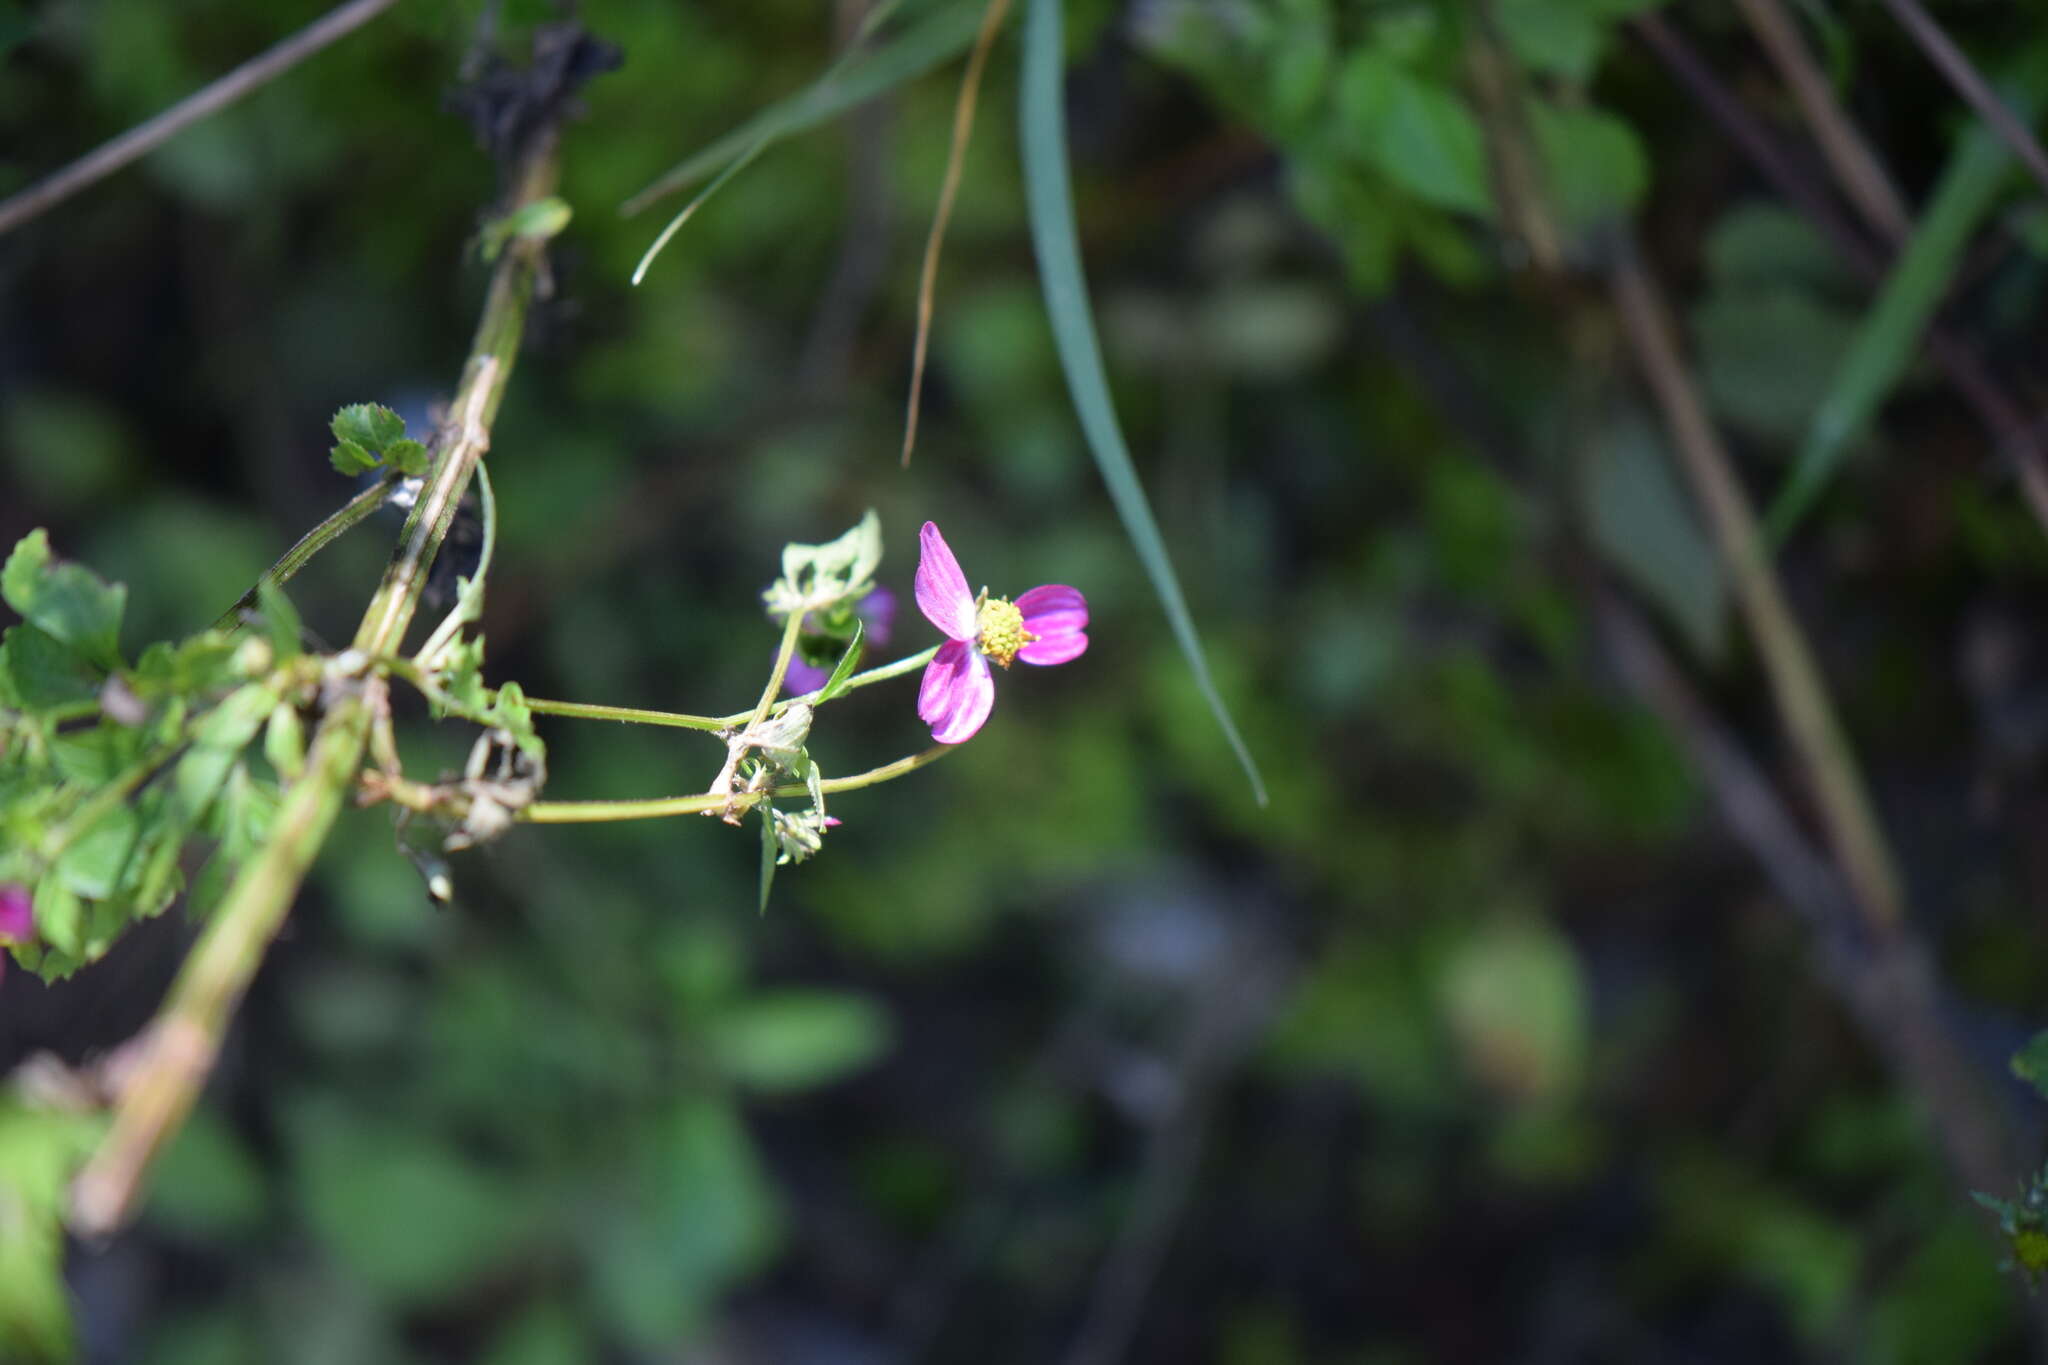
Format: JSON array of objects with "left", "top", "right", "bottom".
[
  {"left": 858, "top": 585, "right": 898, "bottom": 648},
  {"left": 782, "top": 655, "right": 831, "bottom": 696},
  {"left": 918, "top": 639, "right": 995, "bottom": 743},
  {"left": 1016, "top": 584, "right": 1088, "bottom": 665},
  {"left": 1016, "top": 584, "right": 1087, "bottom": 635},
  {"left": 1017, "top": 630, "right": 1087, "bottom": 666},
  {"left": 0, "top": 884, "right": 31, "bottom": 944},
  {"left": 914, "top": 522, "right": 978, "bottom": 641}
]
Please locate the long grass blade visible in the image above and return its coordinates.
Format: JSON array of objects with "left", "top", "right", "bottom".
[
  {"left": 620, "top": 0, "right": 982, "bottom": 219},
  {"left": 1018, "top": 0, "right": 1267, "bottom": 806},
  {"left": 1765, "top": 118, "right": 2015, "bottom": 540}
]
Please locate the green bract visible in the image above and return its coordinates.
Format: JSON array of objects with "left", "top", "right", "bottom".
[{"left": 762, "top": 510, "right": 882, "bottom": 619}]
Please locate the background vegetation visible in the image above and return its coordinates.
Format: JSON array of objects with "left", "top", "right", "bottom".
[{"left": 8, "top": 0, "right": 2048, "bottom": 1360}]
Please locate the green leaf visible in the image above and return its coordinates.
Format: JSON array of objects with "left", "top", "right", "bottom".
[
  {"left": 33, "top": 880, "right": 82, "bottom": 956},
  {"left": 382, "top": 438, "right": 429, "bottom": 477},
  {"left": 2012, "top": 1030, "right": 2048, "bottom": 1100},
  {"left": 329, "top": 403, "right": 405, "bottom": 453},
  {"left": 1584, "top": 412, "right": 1726, "bottom": 659},
  {"left": 264, "top": 702, "right": 306, "bottom": 783},
  {"left": 1495, "top": 0, "right": 1605, "bottom": 81},
  {"left": 1338, "top": 52, "right": 1491, "bottom": 215},
  {"left": 292, "top": 1106, "right": 526, "bottom": 1306},
  {"left": 1766, "top": 115, "right": 2019, "bottom": 539},
  {"left": 817, "top": 620, "right": 865, "bottom": 701},
  {"left": 1530, "top": 100, "right": 1647, "bottom": 232},
  {"left": 1020, "top": 0, "right": 1267, "bottom": 805},
  {"left": 712, "top": 990, "right": 893, "bottom": 1092},
  {"left": 256, "top": 580, "right": 302, "bottom": 661},
  {"left": 480, "top": 196, "right": 573, "bottom": 262},
  {"left": 590, "top": 1098, "right": 780, "bottom": 1349},
  {"left": 328, "top": 439, "right": 378, "bottom": 476},
  {"left": 0, "top": 1102, "right": 104, "bottom": 1361},
  {"left": 2, "top": 529, "right": 125, "bottom": 668},
  {"left": 1, "top": 624, "right": 102, "bottom": 711}
]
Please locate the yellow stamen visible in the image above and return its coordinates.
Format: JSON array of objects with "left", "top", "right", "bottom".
[{"left": 976, "top": 596, "right": 1035, "bottom": 668}]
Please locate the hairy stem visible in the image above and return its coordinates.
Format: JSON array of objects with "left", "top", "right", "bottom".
[
  {"left": 70, "top": 126, "right": 563, "bottom": 1237},
  {"left": 216, "top": 473, "right": 397, "bottom": 630}
]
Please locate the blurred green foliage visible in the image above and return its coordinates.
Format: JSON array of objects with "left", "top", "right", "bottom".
[{"left": 5, "top": 0, "right": 2048, "bottom": 1361}]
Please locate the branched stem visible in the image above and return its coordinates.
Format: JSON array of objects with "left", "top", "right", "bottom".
[
  {"left": 525, "top": 744, "right": 955, "bottom": 823},
  {"left": 514, "top": 645, "right": 941, "bottom": 733},
  {"left": 70, "top": 124, "right": 565, "bottom": 1238}
]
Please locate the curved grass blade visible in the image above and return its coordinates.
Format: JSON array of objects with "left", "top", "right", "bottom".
[
  {"left": 1765, "top": 117, "right": 2016, "bottom": 540},
  {"left": 1019, "top": 0, "right": 1267, "bottom": 806},
  {"left": 620, "top": 0, "right": 982, "bottom": 219}
]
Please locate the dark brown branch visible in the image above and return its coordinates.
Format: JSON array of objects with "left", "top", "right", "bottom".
[
  {"left": 1629, "top": 13, "right": 2048, "bottom": 533},
  {"left": 0, "top": 0, "right": 403, "bottom": 238},
  {"left": 1876, "top": 0, "right": 2048, "bottom": 204}
]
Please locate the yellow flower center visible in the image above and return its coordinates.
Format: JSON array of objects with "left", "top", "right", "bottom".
[{"left": 976, "top": 596, "right": 1035, "bottom": 668}]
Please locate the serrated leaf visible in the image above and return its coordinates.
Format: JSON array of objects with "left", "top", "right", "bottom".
[
  {"left": 383, "top": 438, "right": 429, "bottom": 477},
  {"left": 2, "top": 529, "right": 125, "bottom": 668},
  {"left": 330, "top": 403, "right": 406, "bottom": 453},
  {"left": 329, "top": 440, "right": 378, "bottom": 476},
  {"left": 257, "top": 580, "right": 302, "bottom": 661},
  {"left": 817, "top": 621, "right": 864, "bottom": 701}
]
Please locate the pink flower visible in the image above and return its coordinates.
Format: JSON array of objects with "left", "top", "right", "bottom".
[
  {"left": 914, "top": 522, "right": 1087, "bottom": 744},
  {"left": 0, "top": 884, "right": 31, "bottom": 981},
  {"left": 784, "top": 587, "right": 897, "bottom": 696},
  {"left": 0, "top": 885, "right": 31, "bottom": 944}
]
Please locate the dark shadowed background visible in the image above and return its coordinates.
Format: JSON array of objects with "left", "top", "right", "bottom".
[{"left": 7, "top": 0, "right": 2048, "bottom": 1361}]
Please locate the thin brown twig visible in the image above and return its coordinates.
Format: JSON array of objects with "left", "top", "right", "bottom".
[
  {"left": 1732, "top": 0, "right": 1912, "bottom": 242},
  {"left": 901, "top": 0, "right": 1013, "bottom": 468},
  {"left": 1592, "top": 590, "right": 2017, "bottom": 1201},
  {"left": 1629, "top": 13, "right": 2048, "bottom": 535},
  {"left": 1875, "top": 0, "right": 2048, "bottom": 204},
  {"left": 1608, "top": 242, "right": 1905, "bottom": 936},
  {"left": 0, "top": 0, "right": 403, "bottom": 239}
]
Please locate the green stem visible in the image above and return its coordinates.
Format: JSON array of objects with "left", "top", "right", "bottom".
[
  {"left": 71, "top": 128, "right": 566, "bottom": 1238},
  {"left": 749, "top": 611, "right": 808, "bottom": 733},
  {"left": 521, "top": 696, "right": 730, "bottom": 732},
  {"left": 215, "top": 473, "right": 397, "bottom": 630},
  {"left": 524, "top": 744, "right": 956, "bottom": 823},
  {"left": 414, "top": 459, "right": 500, "bottom": 670},
  {"left": 515, "top": 647, "right": 945, "bottom": 735}
]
